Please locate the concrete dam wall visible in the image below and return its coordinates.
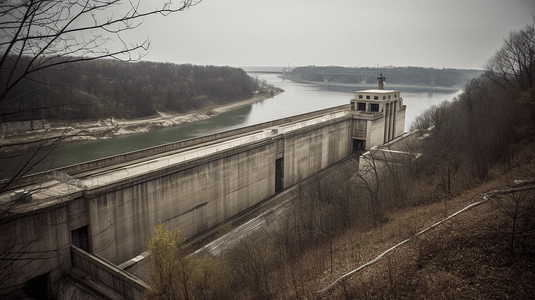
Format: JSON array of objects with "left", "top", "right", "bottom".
[
  {"left": 2, "top": 87, "right": 407, "bottom": 297},
  {"left": 88, "top": 116, "right": 352, "bottom": 264},
  {"left": 0, "top": 105, "right": 354, "bottom": 296}
]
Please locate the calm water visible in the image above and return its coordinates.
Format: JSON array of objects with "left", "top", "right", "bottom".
[{"left": 29, "top": 74, "right": 463, "bottom": 173}]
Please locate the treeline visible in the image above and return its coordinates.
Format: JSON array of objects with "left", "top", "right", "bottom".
[
  {"left": 291, "top": 65, "right": 482, "bottom": 87},
  {"left": 1, "top": 58, "right": 278, "bottom": 121},
  {"left": 412, "top": 25, "right": 535, "bottom": 186}
]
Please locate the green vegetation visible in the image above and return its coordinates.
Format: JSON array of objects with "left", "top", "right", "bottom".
[
  {"left": 1, "top": 59, "right": 280, "bottom": 122},
  {"left": 145, "top": 223, "right": 230, "bottom": 300},
  {"left": 291, "top": 65, "right": 482, "bottom": 87}
]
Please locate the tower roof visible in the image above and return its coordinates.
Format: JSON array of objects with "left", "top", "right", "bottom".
[{"left": 356, "top": 89, "right": 399, "bottom": 94}]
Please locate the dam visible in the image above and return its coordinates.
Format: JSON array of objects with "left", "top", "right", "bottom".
[{"left": 0, "top": 83, "right": 406, "bottom": 299}]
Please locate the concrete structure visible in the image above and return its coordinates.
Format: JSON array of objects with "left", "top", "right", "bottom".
[
  {"left": 0, "top": 86, "right": 406, "bottom": 299},
  {"left": 358, "top": 130, "right": 424, "bottom": 175},
  {"left": 1, "top": 119, "right": 50, "bottom": 135},
  {"left": 350, "top": 89, "right": 406, "bottom": 151}
]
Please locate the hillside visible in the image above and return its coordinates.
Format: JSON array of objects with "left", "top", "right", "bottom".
[
  {"left": 312, "top": 149, "right": 535, "bottom": 299},
  {"left": 147, "top": 144, "right": 535, "bottom": 300},
  {"left": 290, "top": 66, "right": 483, "bottom": 87}
]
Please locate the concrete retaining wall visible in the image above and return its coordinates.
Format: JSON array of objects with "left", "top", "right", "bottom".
[
  {"left": 368, "top": 116, "right": 385, "bottom": 149},
  {"left": 0, "top": 191, "right": 86, "bottom": 297},
  {"left": 0, "top": 109, "right": 353, "bottom": 297},
  {"left": 395, "top": 106, "right": 407, "bottom": 138},
  {"left": 1, "top": 120, "right": 49, "bottom": 134},
  {"left": 87, "top": 117, "right": 352, "bottom": 265},
  {"left": 71, "top": 246, "right": 148, "bottom": 300},
  {"left": 283, "top": 117, "right": 352, "bottom": 185},
  {"left": 88, "top": 140, "right": 276, "bottom": 264}
]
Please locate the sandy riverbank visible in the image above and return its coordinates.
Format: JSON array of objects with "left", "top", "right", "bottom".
[{"left": 0, "top": 92, "right": 281, "bottom": 150}]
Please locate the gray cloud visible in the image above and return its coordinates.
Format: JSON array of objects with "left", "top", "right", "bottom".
[{"left": 130, "top": 0, "right": 535, "bottom": 69}]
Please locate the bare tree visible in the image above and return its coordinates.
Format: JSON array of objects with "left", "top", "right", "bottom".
[
  {"left": 491, "top": 189, "right": 533, "bottom": 259},
  {"left": 0, "top": 0, "right": 200, "bottom": 101},
  {"left": 458, "top": 76, "right": 519, "bottom": 178},
  {"left": 485, "top": 19, "right": 535, "bottom": 92},
  {"left": 410, "top": 100, "right": 451, "bottom": 132},
  {"left": 0, "top": 0, "right": 200, "bottom": 188},
  {"left": 225, "top": 235, "right": 274, "bottom": 299},
  {"left": 0, "top": 1, "right": 200, "bottom": 297},
  {"left": 146, "top": 223, "right": 230, "bottom": 300},
  {"left": 517, "top": 87, "right": 535, "bottom": 143},
  {"left": 355, "top": 151, "right": 386, "bottom": 226}
]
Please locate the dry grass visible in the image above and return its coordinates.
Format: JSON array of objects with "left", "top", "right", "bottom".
[{"left": 308, "top": 159, "right": 535, "bottom": 299}]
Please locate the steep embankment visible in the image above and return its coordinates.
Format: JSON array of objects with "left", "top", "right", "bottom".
[{"left": 308, "top": 150, "right": 535, "bottom": 299}]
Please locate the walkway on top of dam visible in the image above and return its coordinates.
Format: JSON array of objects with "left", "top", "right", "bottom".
[{"left": 0, "top": 109, "right": 349, "bottom": 210}]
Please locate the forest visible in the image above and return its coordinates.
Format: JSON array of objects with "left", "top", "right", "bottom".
[
  {"left": 290, "top": 65, "right": 483, "bottom": 87},
  {"left": 1, "top": 58, "right": 274, "bottom": 122}
]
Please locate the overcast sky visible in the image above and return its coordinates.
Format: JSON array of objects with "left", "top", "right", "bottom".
[{"left": 132, "top": 0, "right": 535, "bottom": 70}]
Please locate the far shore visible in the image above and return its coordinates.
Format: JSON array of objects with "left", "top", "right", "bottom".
[
  {"left": 0, "top": 92, "right": 282, "bottom": 151},
  {"left": 288, "top": 77, "right": 463, "bottom": 91}
]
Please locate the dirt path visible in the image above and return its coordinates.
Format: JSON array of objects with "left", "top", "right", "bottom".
[{"left": 0, "top": 93, "right": 280, "bottom": 150}]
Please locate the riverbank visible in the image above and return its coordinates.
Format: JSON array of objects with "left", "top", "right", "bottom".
[{"left": 0, "top": 92, "right": 281, "bottom": 150}]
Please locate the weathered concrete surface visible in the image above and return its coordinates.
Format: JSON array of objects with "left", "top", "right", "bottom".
[
  {"left": 283, "top": 118, "right": 352, "bottom": 186},
  {"left": 0, "top": 108, "right": 355, "bottom": 298},
  {"left": 71, "top": 246, "right": 148, "bottom": 300},
  {"left": 0, "top": 190, "right": 88, "bottom": 299},
  {"left": 349, "top": 90, "right": 407, "bottom": 150},
  {"left": 394, "top": 105, "right": 406, "bottom": 138},
  {"left": 0, "top": 87, "right": 418, "bottom": 300},
  {"left": 87, "top": 117, "right": 352, "bottom": 265},
  {"left": 358, "top": 130, "right": 424, "bottom": 174},
  {"left": 88, "top": 140, "right": 276, "bottom": 264},
  {"left": 11, "top": 104, "right": 349, "bottom": 190},
  {"left": 192, "top": 154, "right": 362, "bottom": 259}
]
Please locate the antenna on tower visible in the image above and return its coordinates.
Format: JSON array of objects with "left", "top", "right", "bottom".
[{"left": 377, "top": 73, "right": 385, "bottom": 90}]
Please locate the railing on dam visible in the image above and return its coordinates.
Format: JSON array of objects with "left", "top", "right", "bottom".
[
  {"left": 67, "top": 105, "right": 349, "bottom": 175},
  {"left": 11, "top": 104, "right": 349, "bottom": 190},
  {"left": 83, "top": 111, "right": 348, "bottom": 188},
  {"left": 84, "top": 129, "right": 275, "bottom": 187},
  {"left": 71, "top": 245, "right": 149, "bottom": 300},
  {"left": 48, "top": 170, "right": 86, "bottom": 189}
]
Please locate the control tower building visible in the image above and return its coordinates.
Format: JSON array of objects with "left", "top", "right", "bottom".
[{"left": 349, "top": 74, "right": 406, "bottom": 151}]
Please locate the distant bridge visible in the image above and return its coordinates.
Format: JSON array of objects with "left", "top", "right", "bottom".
[
  {"left": 246, "top": 70, "right": 283, "bottom": 74},
  {"left": 317, "top": 70, "right": 379, "bottom": 84}
]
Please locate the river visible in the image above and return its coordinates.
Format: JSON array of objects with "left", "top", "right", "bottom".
[{"left": 30, "top": 74, "right": 463, "bottom": 173}]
